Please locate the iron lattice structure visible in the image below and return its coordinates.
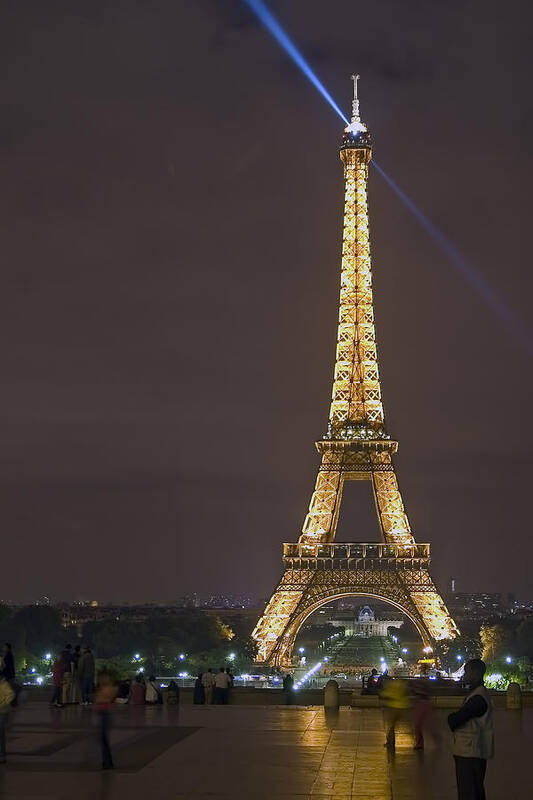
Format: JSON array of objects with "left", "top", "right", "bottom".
[{"left": 252, "top": 80, "right": 458, "bottom": 666}]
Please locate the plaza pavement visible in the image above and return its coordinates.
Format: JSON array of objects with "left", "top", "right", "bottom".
[{"left": 0, "top": 700, "right": 531, "bottom": 799}]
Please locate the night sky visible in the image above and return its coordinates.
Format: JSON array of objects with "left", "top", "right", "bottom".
[{"left": 1, "top": 0, "right": 532, "bottom": 603}]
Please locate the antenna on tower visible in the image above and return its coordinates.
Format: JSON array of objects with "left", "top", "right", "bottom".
[{"left": 351, "top": 74, "right": 360, "bottom": 123}]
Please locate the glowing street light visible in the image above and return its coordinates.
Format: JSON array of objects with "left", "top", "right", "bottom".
[
  {"left": 44, "top": 652, "right": 51, "bottom": 661},
  {"left": 457, "top": 655, "right": 463, "bottom": 661},
  {"left": 179, "top": 654, "right": 185, "bottom": 661},
  {"left": 505, "top": 656, "right": 513, "bottom": 664},
  {"left": 228, "top": 652, "right": 236, "bottom": 661},
  {"left": 402, "top": 648, "right": 408, "bottom": 654},
  {"left": 134, "top": 653, "right": 140, "bottom": 661},
  {"left": 298, "top": 647, "right": 305, "bottom": 653}
]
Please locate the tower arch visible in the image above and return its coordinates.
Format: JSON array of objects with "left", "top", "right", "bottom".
[{"left": 269, "top": 590, "right": 432, "bottom": 668}]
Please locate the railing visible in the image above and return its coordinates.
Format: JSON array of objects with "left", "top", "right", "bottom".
[{"left": 283, "top": 542, "right": 430, "bottom": 560}]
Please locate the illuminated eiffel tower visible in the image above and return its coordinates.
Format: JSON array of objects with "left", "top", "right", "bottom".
[{"left": 252, "top": 77, "right": 458, "bottom": 666}]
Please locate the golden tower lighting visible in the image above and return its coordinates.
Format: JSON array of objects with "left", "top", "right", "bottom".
[{"left": 252, "top": 76, "right": 458, "bottom": 666}]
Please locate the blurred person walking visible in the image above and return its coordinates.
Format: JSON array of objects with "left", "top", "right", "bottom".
[
  {"left": 448, "top": 659, "right": 493, "bottom": 800},
  {"left": 201, "top": 669, "right": 215, "bottom": 705},
  {"left": 412, "top": 679, "right": 440, "bottom": 750},
  {"left": 95, "top": 671, "right": 118, "bottom": 770},
  {"left": 145, "top": 676, "right": 162, "bottom": 705},
  {"left": 380, "top": 677, "right": 410, "bottom": 749},
  {"left": 78, "top": 646, "right": 95, "bottom": 704}
]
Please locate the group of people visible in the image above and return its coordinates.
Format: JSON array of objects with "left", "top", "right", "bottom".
[
  {"left": 377, "top": 658, "right": 493, "bottom": 800},
  {"left": 194, "top": 667, "right": 234, "bottom": 704},
  {"left": 50, "top": 644, "right": 96, "bottom": 707}
]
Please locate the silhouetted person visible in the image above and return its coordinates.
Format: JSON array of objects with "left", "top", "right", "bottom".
[
  {"left": 60, "top": 644, "right": 73, "bottom": 704},
  {"left": 51, "top": 654, "right": 65, "bottom": 708},
  {"left": 95, "top": 670, "right": 117, "bottom": 769},
  {"left": 166, "top": 680, "right": 179, "bottom": 705},
  {"left": 365, "top": 668, "right": 381, "bottom": 694},
  {"left": 70, "top": 644, "right": 82, "bottom": 703},
  {"left": 0, "top": 676, "right": 15, "bottom": 763},
  {"left": 1, "top": 644, "right": 18, "bottom": 707},
  {"left": 282, "top": 673, "right": 294, "bottom": 705},
  {"left": 193, "top": 673, "right": 205, "bottom": 704},
  {"left": 1, "top": 644, "right": 15, "bottom": 683},
  {"left": 78, "top": 646, "right": 95, "bottom": 704},
  {"left": 448, "top": 659, "right": 493, "bottom": 800},
  {"left": 214, "top": 667, "right": 231, "bottom": 704},
  {"left": 130, "top": 675, "right": 145, "bottom": 705}
]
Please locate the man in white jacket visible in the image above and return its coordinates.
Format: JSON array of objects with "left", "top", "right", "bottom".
[{"left": 448, "top": 659, "right": 494, "bottom": 800}]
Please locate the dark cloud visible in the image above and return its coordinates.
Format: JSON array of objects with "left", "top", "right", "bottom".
[{"left": 0, "top": 0, "right": 532, "bottom": 603}]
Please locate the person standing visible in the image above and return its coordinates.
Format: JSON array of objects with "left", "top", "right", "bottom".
[
  {"left": 70, "top": 645, "right": 82, "bottom": 703},
  {"left": 282, "top": 673, "right": 294, "bottom": 705},
  {"left": 51, "top": 654, "right": 65, "bottom": 708},
  {"left": 193, "top": 673, "right": 205, "bottom": 704},
  {"left": 60, "top": 644, "right": 74, "bottom": 704},
  {"left": 95, "top": 671, "right": 118, "bottom": 770},
  {"left": 0, "top": 677, "right": 15, "bottom": 763},
  {"left": 201, "top": 669, "right": 215, "bottom": 705},
  {"left": 130, "top": 675, "right": 146, "bottom": 705},
  {"left": 1, "top": 644, "right": 18, "bottom": 707},
  {"left": 214, "top": 667, "right": 231, "bottom": 704},
  {"left": 78, "top": 646, "right": 95, "bottom": 704},
  {"left": 448, "top": 659, "right": 494, "bottom": 800}
]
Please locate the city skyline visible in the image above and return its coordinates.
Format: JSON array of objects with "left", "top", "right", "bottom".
[{"left": 1, "top": 0, "right": 532, "bottom": 603}]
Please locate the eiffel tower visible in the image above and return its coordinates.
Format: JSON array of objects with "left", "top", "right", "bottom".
[{"left": 252, "top": 77, "right": 458, "bottom": 667}]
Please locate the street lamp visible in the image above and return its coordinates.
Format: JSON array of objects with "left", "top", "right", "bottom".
[
  {"left": 228, "top": 653, "right": 235, "bottom": 661},
  {"left": 456, "top": 655, "right": 463, "bottom": 662},
  {"left": 298, "top": 647, "right": 305, "bottom": 653},
  {"left": 505, "top": 656, "right": 512, "bottom": 664},
  {"left": 402, "top": 648, "right": 408, "bottom": 654},
  {"left": 179, "top": 654, "right": 185, "bottom": 661}
]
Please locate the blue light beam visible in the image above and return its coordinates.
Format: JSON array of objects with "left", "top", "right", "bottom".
[
  {"left": 243, "top": 0, "right": 533, "bottom": 356},
  {"left": 371, "top": 160, "right": 533, "bottom": 356},
  {"left": 243, "top": 0, "right": 349, "bottom": 125}
]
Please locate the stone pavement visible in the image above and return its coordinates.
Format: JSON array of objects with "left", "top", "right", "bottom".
[{"left": 0, "top": 701, "right": 531, "bottom": 799}]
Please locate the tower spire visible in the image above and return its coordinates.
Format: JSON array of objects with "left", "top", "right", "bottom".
[
  {"left": 351, "top": 73, "right": 360, "bottom": 123},
  {"left": 345, "top": 73, "right": 367, "bottom": 135}
]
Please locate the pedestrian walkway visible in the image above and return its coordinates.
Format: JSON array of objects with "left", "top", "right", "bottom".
[{"left": 0, "top": 702, "right": 530, "bottom": 799}]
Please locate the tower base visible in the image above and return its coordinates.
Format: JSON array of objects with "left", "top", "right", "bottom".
[{"left": 252, "top": 542, "right": 458, "bottom": 666}]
